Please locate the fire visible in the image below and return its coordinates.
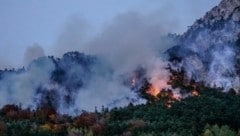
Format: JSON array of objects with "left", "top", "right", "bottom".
[
  {"left": 172, "top": 92, "right": 182, "bottom": 101},
  {"left": 147, "top": 86, "right": 160, "bottom": 97},
  {"left": 147, "top": 78, "right": 170, "bottom": 97},
  {"left": 192, "top": 90, "right": 200, "bottom": 96},
  {"left": 147, "top": 85, "right": 182, "bottom": 100},
  {"left": 166, "top": 104, "right": 172, "bottom": 108}
]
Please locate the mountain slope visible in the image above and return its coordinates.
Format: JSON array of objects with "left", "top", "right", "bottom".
[{"left": 167, "top": 0, "right": 240, "bottom": 91}]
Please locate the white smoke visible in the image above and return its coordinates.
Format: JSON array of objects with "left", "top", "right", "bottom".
[
  {"left": 0, "top": 57, "right": 55, "bottom": 108},
  {"left": 178, "top": 21, "right": 240, "bottom": 91},
  {"left": 53, "top": 16, "right": 90, "bottom": 57},
  {"left": 83, "top": 11, "right": 172, "bottom": 75},
  {"left": 50, "top": 12, "right": 173, "bottom": 114},
  {"left": 1, "top": 0, "right": 235, "bottom": 114},
  {"left": 0, "top": 11, "right": 180, "bottom": 114},
  {"left": 207, "top": 46, "right": 240, "bottom": 91}
]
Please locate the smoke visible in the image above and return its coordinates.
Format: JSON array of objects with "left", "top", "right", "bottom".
[
  {"left": 53, "top": 16, "right": 91, "bottom": 57},
  {"left": 0, "top": 57, "right": 55, "bottom": 109},
  {"left": 23, "top": 43, "right": 45, "bottom": 66},
  {"left": 0, "top": 0, "right": 235, "bottom": 114},
  {"left": 146, "top": 57, "right": 171, "bottom": 94},
  {"left": 171, "top": 13, "right": 240, "bottom": 91},
  {"left": 0, "top": 60, "right": 9, "bottom": 70},
  {"left": 4, "top": 11, "right": 172, "bottom": 114},
  {"left": 207, "top": 46, "right": 240, "bottom": 91},
  {"left": 84, "top": 12, "right": 173, "bottom": 74},
  {"left": 76, "top": 11, "right": 173, "bottom": 105},
  {"left": 74, "top": 76, "right": 142, "bottom": 112},
  {"left": 36, "top": 11, "right": 173, "bottom": 114}
]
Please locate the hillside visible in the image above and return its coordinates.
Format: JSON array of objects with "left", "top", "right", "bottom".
[
  {"left": 0, "top": 0, "right": 240, "bottom": 135},
  {"left": 167, "top": 0, "right": 240, "bottom": 91}
]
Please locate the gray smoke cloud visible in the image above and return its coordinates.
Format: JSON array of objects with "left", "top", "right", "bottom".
[
  {"left": 28, "top": 11, "right": 174, "bottom": 114},
  {"left": 23, "top": 43, "right": 45, "bottom": 66},
  {"left": 207, "top": 46, "right": 240, "bottom": 90},
  {"left": 0, "top": 60, "right": 10, "bottom": 70},
  {"left": 0, "top": 57, "right": 55, "bottom": 109},
  {"left": 53, "top": 16, "right": 91, "bottom": 57},
  {"left": 61, "top": 12, "right": 174, "bottom": 113},
  {"left": 84, "top": 12, "right": 174, "bottom": 74},
  {"left": 175, "top": 13, "right": 240, "bottom": 91},
  {"left": 36, "top": 11, "right": 174, "bottom": 114},
  {"left": 0, "top": 0, "right": 221, "bottom": 70},
  {"left": 0, "top": 0, "right": 230, "bottom": 114}
]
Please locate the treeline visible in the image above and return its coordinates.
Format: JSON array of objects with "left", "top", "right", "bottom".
[
  {"left": 105, "top": 87, "right": 240, "bottom": 136},
  {"left": 0, "top": 87, "right": 240, "bottom": 136}
]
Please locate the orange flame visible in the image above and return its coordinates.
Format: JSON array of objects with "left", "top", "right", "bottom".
[
  {"left": 147, "top": 86, "right": 160, "bottom": 97},
  {"left": 172, "top": 92, "right": 182, "bottom": 101},
  {"left": 147, "top": 85, "right": 182, "bottom": 100},
  {"left": 192, "top": 90, "right": 200, "bottom": 96}
]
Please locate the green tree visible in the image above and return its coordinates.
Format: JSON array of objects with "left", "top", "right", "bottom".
[
  {"left": 203, "top": 124, "right": 237, "bottom": 136},
  {"left": 204, "top": 129, "right": 213, "bottom": 136}
]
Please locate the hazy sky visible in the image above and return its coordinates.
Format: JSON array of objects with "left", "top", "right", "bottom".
[{"left": 0, "top": 0, "right": 220, "bottom": 68}]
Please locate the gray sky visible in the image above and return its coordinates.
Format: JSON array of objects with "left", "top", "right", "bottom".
[{"left": 0, "top": 0, "right": 220, "bottom": 68}]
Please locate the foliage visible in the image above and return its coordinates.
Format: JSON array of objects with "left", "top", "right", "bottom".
[
  {"left": 203, "top": 124, "right": 237, "bottom": 136},
  {"left": 0, "top": 79, "right": 240, "bottom": 135},
  {"left": 104, "top": 87, "right": 240, "bottom": 136}
]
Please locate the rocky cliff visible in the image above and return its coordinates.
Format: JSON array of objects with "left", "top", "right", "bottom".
[{"left": 167, "top": 0, "right": 240, "bottom": 91}]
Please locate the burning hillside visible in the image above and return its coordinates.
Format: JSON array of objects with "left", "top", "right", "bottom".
[
  {"left": 1, "top": 0, "right": 240, "bottom": 135},
  {"left": 167, "top": 0, "right": 240, "bottom": 91},
  {"left": 0, "top": 0, "right": 239, "bottom": 117}
]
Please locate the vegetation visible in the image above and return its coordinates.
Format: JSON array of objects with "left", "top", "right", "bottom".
[
  {"left": 0, "top": 85, "right": 239, "bottom": 136},
  {"left": 1, "top": 63, "right": 240, "bottom": 135}
]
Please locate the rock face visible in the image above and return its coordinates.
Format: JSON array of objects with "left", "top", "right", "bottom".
[
  {"left": 167, "top": 0, "right": 240, "bottom": 91},
  {"left": 206, "top": 0, "right": 240, "bottom": 21},
  {"left": 182, "top": 0, "right": 240, "bottom": 50}
]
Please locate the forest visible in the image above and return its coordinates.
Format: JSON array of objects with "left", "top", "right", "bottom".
[{"left": 0, "top": 68, "right": 240, "bottom": 136}]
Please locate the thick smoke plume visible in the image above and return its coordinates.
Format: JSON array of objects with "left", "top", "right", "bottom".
[
  {"left": 0, "top": 0, "right": 239, "bottom": 114},
  {"left": 84, "top": 12, "right": 173, "bottom": 77},
  {"left": 64, "top": 12, "right": 173, "bottom": 113},
  {"left": 0, "top": 57, "right": 55, "bottom": 109},
  {"left": 0, "top": 12, "right": 173, "bottom": 114}
]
